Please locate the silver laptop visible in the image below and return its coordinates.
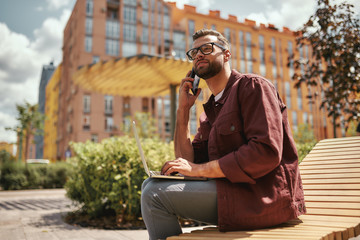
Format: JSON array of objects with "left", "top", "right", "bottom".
[{"left": 132, "top": 121, "right": 207, "bottom": 181}]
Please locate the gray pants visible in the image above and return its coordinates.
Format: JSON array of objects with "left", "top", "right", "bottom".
[{"left": 141, "top": 178, "right": 218, "bottom": 240}]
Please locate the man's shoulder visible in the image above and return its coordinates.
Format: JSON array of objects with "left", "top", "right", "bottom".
[{"left": 233, "top": 71, "right": 275, "bottom": 90}]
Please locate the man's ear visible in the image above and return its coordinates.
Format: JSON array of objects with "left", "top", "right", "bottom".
[{"left": 224, "top": 50, "right": 231, "bottom": 62}]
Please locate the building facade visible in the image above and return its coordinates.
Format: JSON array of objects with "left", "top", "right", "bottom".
[
  {"left": 53, "top": 0, "right": 339, "bottom": 160},
  {"left": 44, "top": 64, "right": 62, "bottom": 162},
  {"left": 35, "top": 62, "right": 55, "bottom": 159}
]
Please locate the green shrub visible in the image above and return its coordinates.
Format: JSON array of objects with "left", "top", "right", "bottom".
[
  {"left": 0, "top": 161, "right": 28, "bottom": 190},
  {"left": 0, "top": 159, "right": 74, "bottom": 190},
  {"left": 65, "top": 136, "right": 174, "bottom": 224},
  {"left": 296, "top": 141, "right": 317, "bottom": 163},
  {"left": 293, "top": 124, "right": 317, "bottom": 163}
]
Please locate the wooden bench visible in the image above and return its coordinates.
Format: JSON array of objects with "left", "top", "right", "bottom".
[{"left": 167, "top": 136, "right": 360, "bottom": 240}]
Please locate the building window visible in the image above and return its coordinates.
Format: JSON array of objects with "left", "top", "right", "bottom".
[
  {"left": 92, "top": 56, "right": 100, "bottom": 63},
  {"left": 224, "top": 28, "right": 231, "bottom": 43},
  {"left": 150, "top": 0, "right": 155, "bottom": 10},
  {"left": 124, "top": 6, "right": 136, "bottom": 24},
  {"left": 158, "top": 13, "right": 162, "bottom": 28},
  {"left": 123, "top": 96, "right": 131, "bottom": 114},
  {"left": 83, "top": 95, "right": 91, "bottom": 113},
  {"left": 142, "top": 27, "right": 149, "bottom": 43},
  {"left": 83, "top": 115, "right": 90, "bottom": 131},
  {"left": 211, "top": 24, "right": 216, "bottom": 30},
  {"left": 163, "top": 15, "right": 170, "bottom": 30},
  {"left": 142, "top": 98, "right": 149, "bottom": 112},
  {"left": 85, "top": 17, "right": 93, "bottom": 34},
  {"left": 303, "top": 112, "right": 308, "bottom": 125},
  {"left": 105, "top": 95, "right": 113, "bottom": 115},
  {"left": 259, "top": 35, "right": 266, "bottom": 76},
  {"left": 142, "top": 0, "right": 149, "bottom": 9},
  {"left": 105, "top": 117, "right": 114, "bottom": 131},
  {"left": 308, "top": 85, "right": 313, "bottom": 111},
  {"left": 86, "top": 0, "right": 93, "bottom": 16},
  {"left": 288, "top": 40, "right": 294, "bottom": 78},
  {"left": 124, "top": 0, "right": 136, "bottom": 6},
  {"left": 123, "top": 24, "right": 136, "bottom": 42},
  {"left": 239, "top": 31, "right": 246, "bottom": 73},
  {"left": 297, "top": 87, "right": 303, "bottom": 110},
  {"left": 122, "top": 41, "right": 137, "bottom": 57},
  {"left": 107, "top": 8, "right": 118, "bottom": 20},
  {"left": 142, "top": 10, "right": 149, "bottom": 26},
  {"left": 106, "top": 20, "right": 120, "bottom": 38},
  {"left": 106, "top": 39, "right": 119, "bottom": 56},
  {"left": 271, "top": 37, "right": 277, "bottom": 78},
  {"left": 278, "top": 39, "right": 283, "bottom": 78},
  {"left": 190, "top": 105, "right": 197, "bottom": 135},
  {"left": 292, "top": 111, "right": 298, "bottom": 132},
  {"left": 91, "top": 134, "right": 98, "bottom": 143},
  {"left": 173, "top": 31, "right": 186, "bottom": 59},
  {"left": 85, "top": 36, "right": 92, "bottom": 52},
  {"left": 285, "top": 82, "right": 291, "bottom": 109},
  {"left": 246, "top": 32, "right": 253, "bottom": 73},
  {"left": 188, "top": 20, "right": 195, "bottom": 45}
]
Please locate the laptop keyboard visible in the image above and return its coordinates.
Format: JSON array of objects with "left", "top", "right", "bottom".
[{"left": 150, "top": 171, "right": 162, "bottom": 176}]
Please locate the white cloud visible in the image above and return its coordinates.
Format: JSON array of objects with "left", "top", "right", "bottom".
[
  {"left": 46, "top": 0, "right": 73, "bottom": 10},
  {"left": 164, "top": 0, "right": 215, "bottom": 13},
  {"left": 31, "top": 9, "right": 71, "bottom": 61},
  {"left": 0, "top": 9, "right": 71, "bottom": 142},
  {"left": 241, "top": 0, "right": 317, "bottom": 30}
]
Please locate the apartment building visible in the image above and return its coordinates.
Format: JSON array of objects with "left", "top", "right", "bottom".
[
  {"left": 44, "top": 64, "right": 62, "bottom": 162},
  {"left": 53, "top": 0, "right": 337, "bottom": 160},
  {"left": 35, "top": 62, "right": 56, "bottom": 159}
]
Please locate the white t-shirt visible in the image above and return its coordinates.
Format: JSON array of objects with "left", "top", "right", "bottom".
[{"left": 214, "top": 88, "right": 225, "bottom": 102}]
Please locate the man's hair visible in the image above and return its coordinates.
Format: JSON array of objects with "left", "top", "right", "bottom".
[{"left": 192, "top": 29, "right": 230, "bottom": 50}]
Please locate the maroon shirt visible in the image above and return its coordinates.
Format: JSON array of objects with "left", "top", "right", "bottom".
[{"left": 192, "top": 70, "right": 306, "bottom": 231}]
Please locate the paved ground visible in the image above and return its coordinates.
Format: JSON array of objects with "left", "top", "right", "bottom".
[{"left": 0, "top": 189, "right": 205, "bottom": 240}]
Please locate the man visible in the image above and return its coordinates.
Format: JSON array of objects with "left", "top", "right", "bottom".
[{"left": 141, "top": 29, "right": 306, "bottom": 240}]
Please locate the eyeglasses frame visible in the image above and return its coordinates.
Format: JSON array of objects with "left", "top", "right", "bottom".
[{"left": 186, "top": 42, "right": 227, "bottom": 61}]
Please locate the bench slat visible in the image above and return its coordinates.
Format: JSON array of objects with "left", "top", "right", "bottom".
[
  {"left": 303, "top": 183, "right": 360, "bottom": 190},
  {"left": 301, "top": 173, "right": 360, "bottom": 179},
  {"left": 300, "top": 163, "right": 360, "bottom": 170},
  {"left": 300, "top": 168, "right": 360, "bottom": 174},
  {"left": 304, "top": 190, "right": 360, "bottom": 196}
]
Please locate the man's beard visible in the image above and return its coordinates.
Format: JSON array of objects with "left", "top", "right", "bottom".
[{"left": 196, "top": 60, "right": 222, "bottom": 80}]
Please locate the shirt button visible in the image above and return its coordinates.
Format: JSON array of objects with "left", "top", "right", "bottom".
[
  {"left": 230, "top": 125, "right": 235, "bottom": 131},
  {"left": 200, "top": 134, "right": 202, "bottom": 139}
]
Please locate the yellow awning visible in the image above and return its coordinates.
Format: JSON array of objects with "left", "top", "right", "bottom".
[{"left": 73, "top": 54, "right": 206, "bottom": 97}]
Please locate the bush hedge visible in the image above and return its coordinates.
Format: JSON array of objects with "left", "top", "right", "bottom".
[
  {"left": 0, "top": 155, "right": 74, "bottom": 190},
  {"left": 64, "top": 136, "right": 174, "bottom": 224}
]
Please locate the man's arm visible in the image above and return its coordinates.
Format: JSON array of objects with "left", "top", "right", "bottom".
[{"left": 174, "top": 108, "right": 194, "bottom": 161}]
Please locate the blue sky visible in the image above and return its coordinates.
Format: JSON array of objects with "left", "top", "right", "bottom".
[{"left": 0, "top": 0, "right": 359, "bottom": 143}]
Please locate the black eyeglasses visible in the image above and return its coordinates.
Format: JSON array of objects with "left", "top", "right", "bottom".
[{"left": 186, "top": 42, "right": 227, "bottom": 61}]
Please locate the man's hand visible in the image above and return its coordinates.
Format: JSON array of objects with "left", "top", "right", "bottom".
[
  {"left": 161, "top": 158, "right": 226, "bottom": 178},
  {"left": 178, "top": 71, "right": 202, "bottom": 111},
  {"left": 161, "top": 158, "right": 202, "bottom": 177}
]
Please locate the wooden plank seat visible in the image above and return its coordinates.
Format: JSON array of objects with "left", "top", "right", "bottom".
[{"left": 167, "top": 136, "right": 360, "bottom": 240}]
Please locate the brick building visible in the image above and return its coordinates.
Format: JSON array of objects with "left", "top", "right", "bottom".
[{"left": 48, "top": 0, "right": 338, "bottom": 160}]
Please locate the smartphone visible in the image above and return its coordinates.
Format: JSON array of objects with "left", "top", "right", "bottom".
[{"left": 190, "top": 68, "right": 200, "bottom": 95}]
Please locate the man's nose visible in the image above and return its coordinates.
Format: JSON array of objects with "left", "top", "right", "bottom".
[{"left": 194, "top": 50, "right": 205, "bottom": 60}]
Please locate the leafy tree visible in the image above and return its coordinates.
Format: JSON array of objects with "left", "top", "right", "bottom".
[
  {"left": 5, "top": 101, "right": 45, "bottom": 161},
  {"left": 292, "top": 0, "right": 360, "bottom": 137},
  {"left": 122, "top": 112, "right": 158, "bottom": 138}
]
